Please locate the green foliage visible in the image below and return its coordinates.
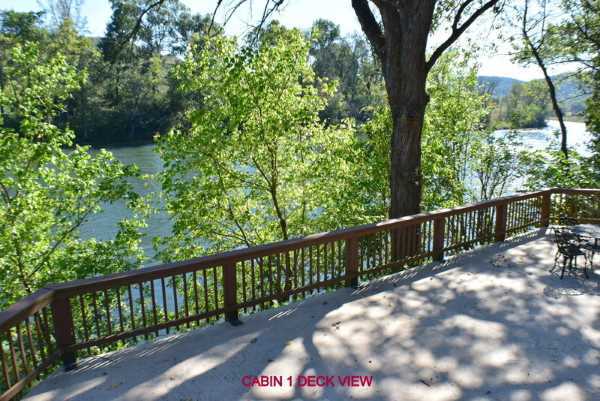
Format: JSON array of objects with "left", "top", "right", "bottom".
[
  {"left": 490, "top": 80, "right": 550, "bottom": 129},
  {"left": 308, "top": 20, "right": 384, "bottom": 123},
  {"left": 0, "top": 43, "right": 144, "bottom": 307},
  {"left": 0, "top": 10, "right": 46, "bottom": 42},
  {"left": 521, "top": 149, "right": 598, "bottom": 189},
  {"left": 588, "top": 67, "right": 600, "bottom": 178},
  {"left": 156, "top": 31, "right": 357, "bottom": 261},
  {"left": 422, "top": 52, "right": 489, "bottom": 208}
]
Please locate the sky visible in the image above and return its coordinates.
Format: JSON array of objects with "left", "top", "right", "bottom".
[{"left": 1, "top": 0, "right": 579, "bottom": 80}]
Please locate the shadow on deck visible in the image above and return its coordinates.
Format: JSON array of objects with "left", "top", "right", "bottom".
[{"left": 24, "top": 230, "right": 600, "bottom": 401}]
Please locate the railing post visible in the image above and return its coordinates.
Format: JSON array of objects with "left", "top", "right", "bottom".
[
  {"left": 223, "top": 261, "right": 241, "bottom": 326},
  {"left": 541, "top": 192, "right": 551, "bottom": 227},
  {"left": 433, "top": 217, "right": 445, "bottom": 262},
  {"left": 495, "top": 203, "right": 507, "bottom": 242},
  {"left": 345, "top": 237, "right": 359, "bottom": 288},
  {"left": 51, "top": 296, "right": 76, "bottom": 371}
]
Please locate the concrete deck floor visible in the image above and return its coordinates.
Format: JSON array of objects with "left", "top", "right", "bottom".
[{"left": 24, "top": 230, "right": 600, "bottom": 401}]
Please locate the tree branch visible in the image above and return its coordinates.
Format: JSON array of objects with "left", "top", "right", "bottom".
[
  {"left": 110, "top": 0, "right": 167, "bottom": 62},
  {"left": 352, "top": 0, "right": 386, "bottom": 63},
  {"left": 427, "top": 0, "right": 500, "bottom": 72}
]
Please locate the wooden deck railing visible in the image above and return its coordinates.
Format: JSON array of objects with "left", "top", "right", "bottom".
[{"left": 0, "top": 187, "right": 598, "bottom": 400}]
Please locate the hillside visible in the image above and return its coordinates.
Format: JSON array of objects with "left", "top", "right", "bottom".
[
  {"left": 477, "top": 74, "right": 590, "bottom": 117},
  {"left": 477, "top": 76, "right": 524, "bottom": 98}
]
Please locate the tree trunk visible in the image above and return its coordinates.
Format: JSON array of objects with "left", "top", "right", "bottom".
[
  {"left": 381, "top": 6, "right": 431, "bottom": 219},
  {"left": 539, "top": 58, "right": 569, "bottom": 159},
  {"left": 389, "top": 98, "right": 427, "bottom": 218},
  {"left": 527, "top": 41, "right": 568, "bottom": 158}
]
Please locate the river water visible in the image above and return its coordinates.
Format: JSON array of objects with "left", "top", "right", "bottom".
[{"left": 79, "top": 120, "right": 593, "bottom": 263}]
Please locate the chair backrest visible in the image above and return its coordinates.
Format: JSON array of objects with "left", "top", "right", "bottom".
[
  {"left": 553, "top": 228, "right": 576, "bottom": 252},
  {"left": 559, "top": 215, "right": 577, "bottom": 226}
]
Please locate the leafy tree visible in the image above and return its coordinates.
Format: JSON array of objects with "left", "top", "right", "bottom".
[
  {"left": 421, "top": 52, "right": 489, "bottom": 208},
  {"left": 156, "top": 30, "right": 356, "bottom": 262},
  {"left": 0, "top": 43, "right": 144, "bottom": 307},
  {"left": 83, "top": 0, "right": 217, "bottom": 145},
  {"left": 48, "top": 18, "right": 101, "bottom": 141},
  {"left": 101, "top": 0, "right": 207, "bottom": 60},
  {"left": 308, "top": 19, "right": 384, "bottom": 123},
  {"left": 40, "top": 0, "right": 87, "bottom": 32},
  {"left": 472, "top": 132, "right": 526, "bottom": 200},
  {"left": 492, "top": 80, "right": 550, "bottom": 128},
  {"left": 588, "top": 68, "right": 600, "bottom": 179},
  {"left": 0, "top": 10, "right": 48, "bottom": 112},
  {"left": 0, "top": 10, "right": 46, "bottom": 41},
  {"left": 521, "top": 149, "right": 598, "bottom": 189}
]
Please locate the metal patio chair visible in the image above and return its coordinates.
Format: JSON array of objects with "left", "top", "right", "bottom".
[{"left": 552, "top": 228, "right": 589, "bottom": 279}]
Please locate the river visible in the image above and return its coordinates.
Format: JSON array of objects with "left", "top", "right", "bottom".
[{"left": 79, "top": 120, "right": 593, "bottom": 263}]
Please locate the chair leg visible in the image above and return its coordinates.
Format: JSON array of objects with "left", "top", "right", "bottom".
[
  {"left": 551, "top": 251, "right": 559, "bottom": 273},
  {"left": 561, "top": 256, "right": 567, "bottom": 279}
]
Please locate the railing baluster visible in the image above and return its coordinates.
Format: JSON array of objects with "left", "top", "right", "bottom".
[
  {"left": 116, "top": 289, "right": 124, "bottom": 333},
  {"left": 33, "top": 314, "right": 46, "bottom": 360},
  {"left": 139, "top": 283, "right": 147, "bottom": 339},
  {"left": 78, "top": 295, "right": 89, "bottom": 345},
  {"left": 161, "top": 277, "right": 169, "bottom": 332},
  {"left": 300, "top": 248, "right": 306, "bottom": 299},
  {"left": 127, "top": 285, "right": 135, "bottom": 333},
  {"left": 183, "top": 274, "right": 190, "bottom": 328},
  {"left": 92, "top": 291, "right": 101, "bottom": 338},
  {"left": 103, "top": 290, "right": 112, "bottom": 336},
  {"left": 316, "top": 244, "right": 321, "bottom": 287},
  {"left": 192, "top": 272, "right": 200, "bottom": 325},
  {"left": 241, "top": 261, "right": 247, "bottom": 313},
  {"left": 15, "top": 324, "right": 30, "bottom": 376},
  {"left": 172, "top": 276, "right": 179, "bottom": 330},
  {"left": 211, "top": 267, "right": 219, "bottom": 318},
  {"left": 7, "top": 331, "right": 18, "bottom": 382},
  {"left": 150, "top": 280, "right": 158, "bottom": 335},
  {"left": 24, "top": 320, "right": 38, "bottom": 369},
  {"left": 1, "top": 331, "right": 11, "bottom": 387},
  {"left": 308, "top": 246, "right": 314, "bottom": 289},
  {"left": 202, "top": 269, "right": 209, "bottom": 323}
]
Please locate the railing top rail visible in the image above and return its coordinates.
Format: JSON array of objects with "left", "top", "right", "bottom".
[
  {"left": 48, "top": 189, "right": 553, "bottom": 296},
  {"left": 553, "top": 188, "right": 600, "bottom": 195},
  {"left": 0, "top": 288, "right": 54, "bottom": 331}
]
